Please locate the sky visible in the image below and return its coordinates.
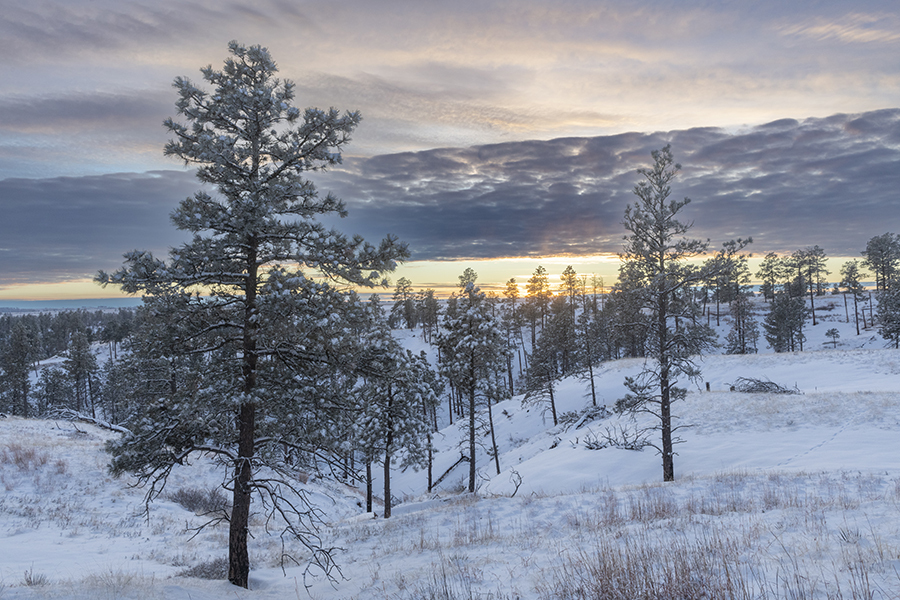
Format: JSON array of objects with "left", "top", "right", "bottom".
[{"left": 0, "top": 0, "right": 898, "bottom": 302}]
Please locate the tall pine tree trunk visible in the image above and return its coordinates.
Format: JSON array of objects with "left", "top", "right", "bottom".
[
  {"left": 468, "top": 362, "right": 477, "bottom": 493},
  {"left": 366, "top": 460, "right": 373, "bottom": 513},
  {"left": 229, "top": 401, "right": 255, "bottom": 588},
  {"left": 229, "top": 242, "right": 258, "bottom": 589},
  {"left": 383, "top": 388, "right": 394, "bottom": 519},
  {"left": 659, "top": 291, "right": 675, "bottom": 482}
]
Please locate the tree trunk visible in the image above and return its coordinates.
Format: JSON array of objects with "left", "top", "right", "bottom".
[
  {"left": 230, "top": 239, "right": 258, "bottom": 589},
  {"left": 383, "top": 450, "right": 392, "bottom": 519},
  {"left": 366, "top": 460, "right": 373, "bottom": 513},
  {"left": 468, "top": 364, "right": 477, "bottom": 493},
  {"left": 228, "top": 401, "right": 255, "bottom": 588},
  {"left": 383, "top": 388, "right": 394, "bottom": 519},
  {"left": 843, "top": 292, "right": 849, "bottom": 324},
  {"left": 659, "top": 292, "right": 674, "bottom": 482},
  {"left": 487, "top": 394, "right": 500, "bottom": 475},
  {"left": 548, "top": 381, "right": 558, "bottom": 426},
  {"left": 809, "top": 286, "right": 817, "bottom": 326},
  {"left": 427, "top": 436, "right": 433, "bottom": 493},
  {"left": 587, "top": 361, "right": 597, "bottom": 407}
]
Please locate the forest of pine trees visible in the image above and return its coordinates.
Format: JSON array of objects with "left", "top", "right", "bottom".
[{"left": 2, "top": 41, "right": 899, "bottom": 588}]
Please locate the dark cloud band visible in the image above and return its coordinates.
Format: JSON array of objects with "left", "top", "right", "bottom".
[
  {"left": 1, "top": 109, "right": 898, "bottom": 288},
  {"left": 328, "top": 109, "right": 900, "bottom": 259}
]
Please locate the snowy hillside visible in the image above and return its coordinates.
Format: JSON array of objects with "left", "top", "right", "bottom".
[{"left": 2, "top": 298, "right": 900, "bottom": 598}]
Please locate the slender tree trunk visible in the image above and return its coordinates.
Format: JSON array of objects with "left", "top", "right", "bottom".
[
  {"left": 809, "top": 286, "right": 817, "bottom": 326},
  {"left": 587, "top": 361, "right": 597, "bottom": 407},
  {"left": 366, "top": 460, "right": 373, "bottom": 513},
  {"left": 659, "top": 292, "right": 674, "bottom": 482},
  {"left": 229, "top": 240, "right": 258, "bottom": 589},
  {"left": 383, "top": 449, "right": 392, "bottom": 519},
  {"left": 88, "top": 376, "right": 96, "bottom": 419},
  {"left": 447, "top": 385, "right": 454, "bottom": 426},
  {"left": 20, "top": 379, "right": 28, "bottom": 418},
  {"left": 715, "top": 287, "right": 720, "bottom": 327},
  {"left": 427, "top": 436, "right": 433, "bottom": 493},
  {"left": 383, "top": 388, "right": 394, "bottom": 519},
  {"left": 468, "top": 363, "right": 476, "bottom": 493},
  {"left": 487, "top": 394, "right": 500, "bottom": 475},
  {"left": 843, "top": 292, "right": 849, "bottom": 323},
  {"left": 548, "top": 379, "right": 558, "bottom": 426}
]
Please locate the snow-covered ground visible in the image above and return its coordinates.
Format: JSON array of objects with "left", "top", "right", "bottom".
[{"left": 2, "top": 297, "right": 900, "bottom": 598}]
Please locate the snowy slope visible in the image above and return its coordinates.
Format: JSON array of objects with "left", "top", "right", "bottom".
[{"left": 1, "top": 299, "right": 899, "bottom": 598}]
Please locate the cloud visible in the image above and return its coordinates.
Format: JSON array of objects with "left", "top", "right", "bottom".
[
  {"left": 2, "top": 109, "right": 898, "bottom": 289},
  {"left": 0, "top": 171, "right": 195, "bottom": 286},
  {"left": 0, "top": 91, "right": 170, "bottom": 133},
  {"left": 778, "top": 12, "right": 900, "bottom": 45},
  {"left": 3, "top": 0, "right": 898, "bottom": 178},
  {"left": 323, "top": 109, "right": 900, "bottom": 260}
]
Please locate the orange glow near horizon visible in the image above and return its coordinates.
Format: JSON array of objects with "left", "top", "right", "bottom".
[
  {"left": 0, "top": 254, "right": 866, "bottom": 304},
  {"left": 0, "top": 279, "right": 133, "bottom": 303}
]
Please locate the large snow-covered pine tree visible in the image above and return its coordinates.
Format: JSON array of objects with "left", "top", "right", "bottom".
[{"left": 97, "top": 41, "right": 407, "bottom": 588}]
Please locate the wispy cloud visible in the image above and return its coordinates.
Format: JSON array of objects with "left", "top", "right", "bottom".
[{"left": 779, "top": 13, "right": 900, "bottom": 45}]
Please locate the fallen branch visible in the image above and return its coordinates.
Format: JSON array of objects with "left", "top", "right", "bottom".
[
  {"left": 728, "top": 377, "right": 801, "bottom": 395},
  {"left": 51, "top": 408, "right": 131, "bottom": 434}
]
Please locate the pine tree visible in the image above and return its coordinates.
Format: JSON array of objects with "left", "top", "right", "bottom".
[
  {"left": 862, "top": 233, "right": 900, "bottom": 292},
  {"left": 608, "top": 264, "right": 650, "bottom": 359},
  {"left": 755, "top": 252, "right": 782, "bottom": 303},
  {"left": 877, "top": 283, "right": 900, "bottom": 348},
  {"left": 525, "top": 265, "right": 552, "bottom": 343},
  {"left": 33, "top": 367, "right": 73, "bottom": 415},
  {"left": 0, "top": 321, "right": 37, "bottom": 416},
  {"left": 575, "top": 291, "right": 603, "bottom": 406},
  {"left": 763, "top": 293, "right": 807, "bottom": 352},
  {"left": 390, "top": 277, "right": 417, "bottom": 329},
  {"left": 793, "top": 246, "right": 829, "bottom": 326},
  {"left": 415, "top": 288, "right": 441, "bottom": 343},
  {"left": 501, "top": 278, "right": 523, "bottom": 394},
  {"left": 617, "top": 145, "right": 717, "bottom": 482},
  {"left": 64, "top": 330, "right": 99, "bottom": 416},
  {"left": 97, "top": 42, "right": 406, "bottom": 588},
  {"left": 355, "top": 297, "right": 438, "bottom": 518},
  {"left": 437, "top": 277, "right": 510, "bottom": 491},
  {"left": 706, "top": 239, "right": 752, "bottom": 325},
  {"left": 840, "top": 260, "right": 867, "bottom": 335},
  {"left": 524, "top": 299, "right": 574, "bottom": 426},
  {"left": 560, "top": 265, "right": 579, "bottom": 313},
  {"left": 724, "top": 291, "right": 759, "bottom": 355}
]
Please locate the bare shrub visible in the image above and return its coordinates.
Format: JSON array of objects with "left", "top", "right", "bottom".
[
  {"left": 1, "top": 443, "right": 50, "bottom": 471},
  {"left": 176, "top": 557, "right": 228, "bottom": 580},
  {"left": 82, "top": 568, "right": 156, "bottom": 596},
  {"left": 166, "top": 486, "right": 229, "bottom": 516},
  {"left": 395, "top": 552, "right": 511, "bottom": 600},
  {"left": 23, "top": 566, "right": 49, "bottom": 587},
  {"left": 536, "top": 532, "right": 764, "bottom": 600},
  {"left": 627, "top": 485, "right": 678, "bottom": 522}
]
